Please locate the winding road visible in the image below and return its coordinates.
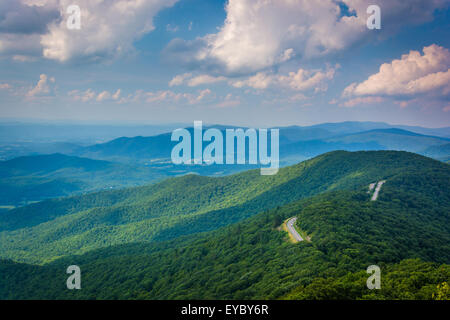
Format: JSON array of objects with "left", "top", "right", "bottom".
[
  {"left": 286, "top": 217, "right": 303, "bottom": 242},
  {"left": 371, "top": 180, "right": 386, "bottom": 201}
]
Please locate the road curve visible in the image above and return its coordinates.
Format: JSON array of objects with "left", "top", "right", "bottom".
[
  {"left": 286, "top": 217, "right": 303, "bottom": 242},
  {"left": 371, "top": 180, "right": 386, "bottom": 201}
]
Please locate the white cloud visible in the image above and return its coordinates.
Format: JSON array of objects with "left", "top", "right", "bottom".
[
  {"left": 112, "top": 89, "right": 121, "bottom": 100},
  {"left": 169, "top": 73, "right": 192, "bottom": 87},
  {"left": 142, "top": 89, "right": 214, "bottom": 105},
  {"left": 169, "top": 64, "right": 337, "bottom": 94},
  {"left": 70, "top": 88, "right": 122, "bottom": 102},
  {"left": 96, "top": 91, "right": 111, "bottom": 102},
  {"left": 278, "top": 66, "right": 337, "bottom": 92},
  {"left": 27, "top": 74, "right": 55, "bottom": 98},
  {"left": 232, "top": 72, "right": 273, "bottom": 90},
  {"left": 188, "top": 75, "right": 227, "bottom": 87},
  {"left": 340, "top": 96, "right": 384, "bottom": 108},
  {"left": 0, "top": 0, "right": 178, "bottom": 62},
  {"left": 69, "top": 88, "right": 95, "bottom": 102},
  {"left": 231, "top": 65, "right": 337, "bottom": 92},
  {"left": 169, "top": 73, "right": 227, "bottom": 87},
  {"left": 165, "top": 0, "right": 448, "bottom": 74},
  {"left": 43, "top": 0, "right": 178, "bottom": 62},
  {"left": 343, "top": 44, "right": 450, "bottom": 97},
  {"left": 196, "top": 88, "right": 212, "bottom": 101},
  {"left": 38, "top": 0, "right": 177, "bottom": 62}
]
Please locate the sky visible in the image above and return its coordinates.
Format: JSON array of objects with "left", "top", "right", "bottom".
[{"left": 0, "top": 0, "right": 449, "bottom": 128}]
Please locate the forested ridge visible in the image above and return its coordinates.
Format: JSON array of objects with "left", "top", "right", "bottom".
[
  {"left": 0, "top": 150, "right": 448, "bottom": 299},
  {"left": 3, "top": 151, "right": 444, "bottom": 264}
]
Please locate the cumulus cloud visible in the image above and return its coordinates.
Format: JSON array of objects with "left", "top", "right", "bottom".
[
  {"left": 231, "top": 65, "right": 337, "bottom": 92},
  {"left": 143, "top": 89, "right": 213, "bottom": 105},
  {"left": 187, "top": 75, "right": 227, "bottom": 87},
  {"left": 41, "top": 0, "right": 178, "bottom": 62},
  {"left": 71, "top": 88, "right": 214, "bottom": 106},
  {"left": 70, "top": 88, "right": 122, "bottom": 102},
  {"left": 96, "top": 91, "right": 111, "bottom": 102},
  {"left": 343, "top": 44, "right": 450, "bottom": 97},
  {"left": 340, "top": 96, "right": 384, "bottom": 108},
  {"left": 169, "top": 64, "right": 337, "bottom": 93},
  {"left": 164, "top": 0, "right": 448, "bottom": 75},
  {"left": 69, "top": 88, "right": 95, "bottom": 102},
  {"left": 27, "top": 74, "right": 55, "bottom": 98},
  {"left": 112, "top": 89, "right": 121, "bottom": 100},
  {"left": 0, "top": 0, "right": 178, "bottom": 62},
  {"left": 169, "top": 73, "right": 192, "bottom": 87},
  {"left": 169, "top": 73, "right": 227, "bottom": 87}
]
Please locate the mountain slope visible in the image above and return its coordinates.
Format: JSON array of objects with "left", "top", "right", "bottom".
[
  {"left": 0, "top": 151, "right": 448, "bottom": 265},
  {"left": 310, "top": 121, "right": 450, "bottom": 138},
  {"left": 0, "top": 152, "right": 448, "bottom": 299},
  {"left": 421, "top": 143, "right": 450, "bottom": 161},
  {"left": 0, "top": 154, "right": 167, "bottom": 205},
  {"left": 282, "top": 259, "right": 450, "bottom": 300},
  {"left": 73, "top": 126, "right": 450, "bottom": 167}
]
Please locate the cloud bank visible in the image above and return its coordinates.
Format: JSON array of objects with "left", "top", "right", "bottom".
[
  {"left": 0, "top": 0, "right": 178, "bottom": 62},
  {"left": 164, "top": 0, "right": 448, "bottom": 75},
  {"left": 344, "top": 44, "right": 450, "bottom": 97}
]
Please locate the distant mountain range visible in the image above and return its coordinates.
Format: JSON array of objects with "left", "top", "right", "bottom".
[
  {"left": 1, "top": 121, "right": 449, "bottom": 206},
  {"left": 71, "top": 124, "right": 450, "bottom": 164}
]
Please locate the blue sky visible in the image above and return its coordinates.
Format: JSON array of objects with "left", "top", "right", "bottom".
[{"left": 0, "top": 0, "right": 449, "bottom": 127}]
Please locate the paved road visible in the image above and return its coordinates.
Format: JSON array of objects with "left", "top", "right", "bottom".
[
  {"left": 286, "top": 217, "right": 303, "bottom": 242},
  {"left": 371, "top": 180, "right": 386, "bottom": 201}
]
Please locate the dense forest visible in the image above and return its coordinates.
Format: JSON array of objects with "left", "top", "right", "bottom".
[
  {"left": 0, "top": 151, "right": 448, "bottom": 299},
  {"left": 1, "top": 151, "right": 447, "bottom": 264}
]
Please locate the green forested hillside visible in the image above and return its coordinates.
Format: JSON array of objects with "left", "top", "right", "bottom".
[
  {"left": 0, "top": 154, "right": 167, "bottom": 205},
  {"left": 282, "top": 259, "right": 450, "bottom": 300},
  {"left": 0, "top": 151, "right": 448, "bottom": 299},
  {"left": 1, "top": 151, "right": 446, "bottom": 264}
]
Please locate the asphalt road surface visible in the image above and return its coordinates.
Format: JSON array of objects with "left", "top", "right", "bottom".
[
  {"left": 287, "top": 217, "right": 303, "bottom": 242},
  {"left": 371, "top": 180, "right": 386, "bottom": 201}
]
